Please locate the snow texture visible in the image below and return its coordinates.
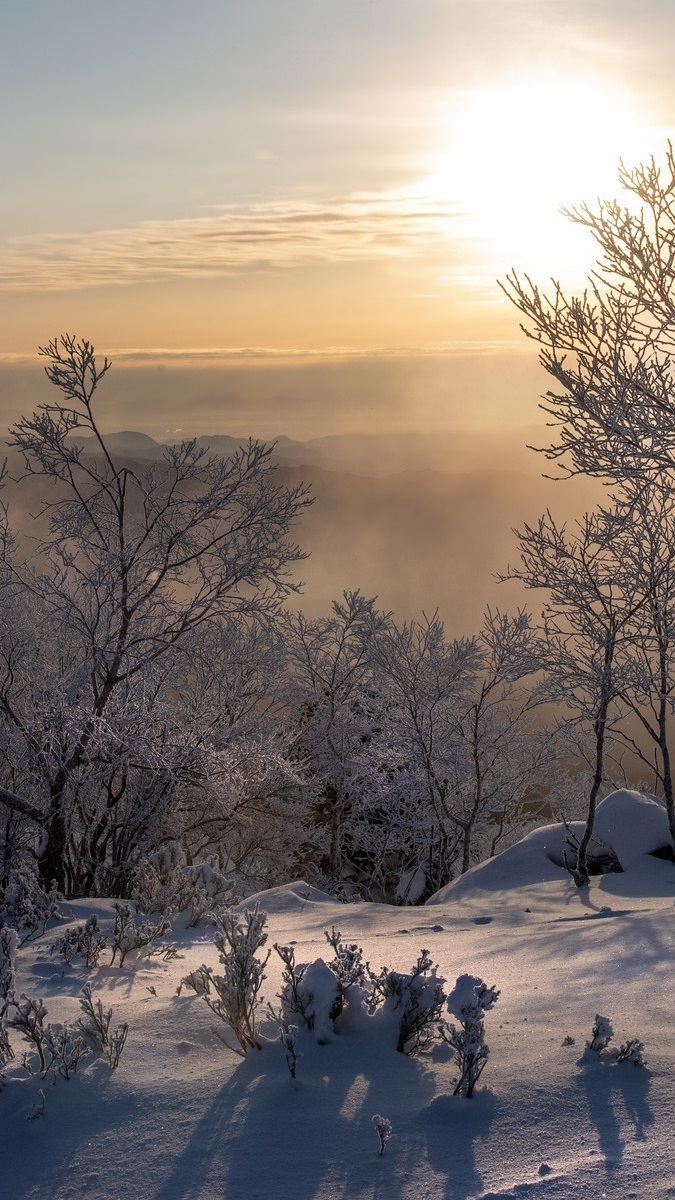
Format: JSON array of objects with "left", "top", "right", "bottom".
[{"left": 2, "top": 792, "right": 675, "bottom": 1199}]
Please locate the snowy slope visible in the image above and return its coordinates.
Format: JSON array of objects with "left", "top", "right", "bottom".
[{"left": 3, "top": 795, "right": 675, "bottom": 1200}]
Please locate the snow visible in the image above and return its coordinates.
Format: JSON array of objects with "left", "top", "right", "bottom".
[
  {"left": 3, "top": 791, "right": 675, "bottom": 1199},
  {"left": 593, "top": 788, "right": 671, "bottom": 866}
]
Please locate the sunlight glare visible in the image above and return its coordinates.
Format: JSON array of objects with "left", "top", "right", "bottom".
[{"left": 427, "top": 74, "right": 648, "bottom": 283}]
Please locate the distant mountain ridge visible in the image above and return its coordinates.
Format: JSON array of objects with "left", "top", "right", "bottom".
[
  {"left": 7, "top": 428, "right": 597, "bottom": 630},
  {"left": 61, "top": 426, "right": 545, "bottom": 477}
]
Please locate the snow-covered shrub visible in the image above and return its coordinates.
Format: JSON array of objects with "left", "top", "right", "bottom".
[
  {"left": 51, "top": 915, "right": 108, "bottom": 969},
  {"left": 584, "top": 1013, "right": 614, "bottom": 1058},
  {"left": 43, "top": 1023, "right": 90, "bottom": 1079},
  {"left": 5, "top": 984, "right": 129, "bottom": 1079},
  {"left": 0, "top": 926, "right": 17, "bottom": 999},
  {"left": 28, "top": 1089, "right": 45, "bottom": 1120},
  {"left": 369, "top": 948, "right": 446, "bottom": 1056},
  {"left": 1, "top": 867, "right": 61, "bottom": 946},
  {"left": 274, "top": 944, "right": 310, "bottom": 1024},
  {"left": 77, "top": 983, "right": 129, "bottom": 1068},
  {"left": 104, "top": 1022, "right": 129, "bottom": 1069},
  {"left": 110, "top": 903, "right": 173, "bottom": 967},
  {"left": 294, "top": 959, "right": 340, "bottom": 1044},
  {"left": 324, "top": 926, "right": 369, "bottom": 1016},
  {"left": 182, "top": 862, "right": 235, "bottom": 927},
  {"left": 182, "top": 906, "right": 269, "bottom": 1056},
  {"left": 370, "top": 949, "right": 447, "bottom": 1056},
  {"left": 77, "top": 983, "right": 112, "bottom": 1049},
  {"left": 131, "top": 844, "right": 234, "bottom": 927},
  {"left": 274, "top": 927, "right": 368, "bottom": 1042},
  {"left": 7, "top": 995, "right": 49, "bottom": 1074},
  {"left": 274, "top": 941, "right": 346, "bottom": 1044},
  {"left": 278, "top": 1019, "right": 301, "bottom": 1079},
  {"left": 583, "top": 1015, "right": 645, "bottom": 1066},
  {"left": 372, "top": 1113, "right": 394, "bottom": 1156},
  {"left": 0, "top": 1004, "right": 14, "bottom": 1078},
  {"left": 441, "top": 973, "right": 500, "bottom": 1097},
  {"left": 5, "top": 996, "right": 89, "bottom": 1079},
  {"left": 615, "top": 1038, "right": 646, "bottom": 1067}
]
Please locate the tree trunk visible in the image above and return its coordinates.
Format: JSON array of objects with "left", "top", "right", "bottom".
[
  {"left": 37, "top": 793, "right": 69, "bottom": 895},
  {"left": 576, "top": 707, "right": 608, "bottom": 887}
]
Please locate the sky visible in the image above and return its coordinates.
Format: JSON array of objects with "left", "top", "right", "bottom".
[{"left": 2, "top": 0, "right": 675, "bottom": 438}]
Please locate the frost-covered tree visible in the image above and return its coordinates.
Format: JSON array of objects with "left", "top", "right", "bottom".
[
  {"left": 501, "top": 145, "right": 675, "bottom": 863},
  {"left": 608, "top": 480, "right": 675, "bottom": 848},
  {"left": 501, "top": 145, "right": 675, "bottom": 482},
  {"left": 506, "top": 505, "right": 646, "bottom": 885},
  {"left": 0, "top": 335, "right": 311, "bottom": 895},
  {"left": 368, "top": 611, "right": 479, "bottom": 891},
  {"left": 281, "top": 592, "right": 389, "bottom": 887},
  {"left": 368, "top": 608, "right": 551, "bottom": 888},
  {"left": 438, "top": 608, "right": 554, "bottom": 873}
]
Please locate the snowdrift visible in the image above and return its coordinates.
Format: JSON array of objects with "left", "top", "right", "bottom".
[{"left": 427, "top": 789, "right": 674, "bottom": 903}]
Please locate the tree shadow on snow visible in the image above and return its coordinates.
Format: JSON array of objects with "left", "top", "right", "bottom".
[
  {"left": 152, "top": 1032, "right": 439, "bottom": 1200},
  {"left": 423, "top": 1089, "right": 496, "bottom": 1199},
  {"left": 575, "top": 1060, "right": 653, "bottom": 1172}
]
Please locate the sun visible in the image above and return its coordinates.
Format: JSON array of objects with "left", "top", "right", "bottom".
[{"left": 426, "top": 72, "right": 648, "bottom": 282}]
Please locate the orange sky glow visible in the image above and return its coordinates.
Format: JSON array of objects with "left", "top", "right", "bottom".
[{"left": 2, "top": 1, "right": 675, "bottom": 436}]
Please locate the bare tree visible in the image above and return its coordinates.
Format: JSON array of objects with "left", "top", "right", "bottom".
[
  {"left": 606, "top": 480, "right": 675, "bottom": 847},
  {"left": 501, "top": 145, "right": 675, "bottom": 482},
  {"left": 445, "top": 609, "right": 553, "bottom": 873},
  {"left": 0, "top": 335, "right": 312, "bottom": 893},
  {"left": 506, "top": 506, "right": 646, "bottom": 884}
]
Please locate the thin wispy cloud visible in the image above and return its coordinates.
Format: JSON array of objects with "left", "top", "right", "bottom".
[
  {"left": 0, "top": 187, "right": 463, "bottom": 294},
  {"left": 0, "top": 339, "right": 528, "bottom": 367}
]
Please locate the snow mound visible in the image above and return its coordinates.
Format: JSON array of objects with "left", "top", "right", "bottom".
[
  {"left": 427, "top": 790, "right": 673, "bottom": 904},
  {"left": 593, "top": 788, "right": 670, "bottom": 866},
  {"left": 427, "top": 823, "right": 578, "bottom": 902},
  {"left": 236, "top": 879, "right": 337, "bottom": 913}
]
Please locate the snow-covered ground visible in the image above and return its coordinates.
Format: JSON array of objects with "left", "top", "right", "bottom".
[{"left": 3, "top": 791, "right": 675, "bottom": 1200}]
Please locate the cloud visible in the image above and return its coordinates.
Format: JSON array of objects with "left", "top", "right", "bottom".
[
  {"left": 0, "top": 340, "right": 528, "bottom": 367},
  {"left": 0, "top": 186, "right": 464, "bottom": 294}
]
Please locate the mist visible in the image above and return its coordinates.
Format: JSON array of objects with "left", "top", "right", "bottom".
[
  {"left": 0, "top": 346, "right": 600, "bottom": 637},
  {"left": 0, "top": 348, "right": 544, "bottom": 441}
]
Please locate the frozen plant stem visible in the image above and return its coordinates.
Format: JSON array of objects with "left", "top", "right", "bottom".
[{"left": 372, "top": 1114, "right": 393, "bottom": 1155}]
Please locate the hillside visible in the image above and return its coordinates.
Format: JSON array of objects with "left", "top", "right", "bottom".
[{"left": 2, "top": 791, "right": 674, "bottom": 1200}]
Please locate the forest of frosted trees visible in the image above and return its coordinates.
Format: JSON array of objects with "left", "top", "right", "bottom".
[{"left": 5, "top": 148, "right": 675, "bottom": 909}]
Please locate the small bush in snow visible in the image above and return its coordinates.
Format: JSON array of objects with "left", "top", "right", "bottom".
[
  {"left": 441, "top": 974, "right": 500, "bottom": 1098},
  {"left": 0, "top": 1004, "right": 14, "bottom": 1080},
  {"left": 369, "top": 949, "right": 446, "bottom": 1056},
  {"left": 132, "top": 846, "right": 234, "bottom": 927},
  {"left": 274, "top": 943, "right": 341, "bottom": 1044},
  {"left": 273, "top": 943, "right": 306, "bottom": 1022},
  {"left": 7, "top": 995, "right": 49, "bottom": 1074},
  {"left": 51, "top": 915, "right": 108, "bottom": 969},
  {"left": 372, "top": 1113, "right": 394, "bottom": 1155},
  {"left": 277, "top": 1018, "right": 301, "bottom": 1079},
  {"left": 110, "top": 903, "right": 172, "bottom": 967},
  {"left": 584, "top": 1013, "right": 614, "bottom": 1058},
  {"left": 182, "top": 906, "right": 269, "bottom": 1056},
  {"left": 43, "top": 1023, "right": 91, "bottom": 1079},
  {"left": 77, "top": 983, "right": 129, "bottom": 1068},
  {"left": 27, "top": 1089, "right": 45, "bottom": 1120},
  {"left": 273, "top": 928, "right": 368, "bottom": 1043},
  {"left": 1, "top": 867, "right": 61, "bottom": 946},
  {"left": 615, "top": 1038, "right": 646, "bottom": 1067},
  {"left": 324, "top": 926, "right": 369, "bottom": 1016},
  {"left": 583, "top": 1015, "right": 645, "bottom": 1066}
]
